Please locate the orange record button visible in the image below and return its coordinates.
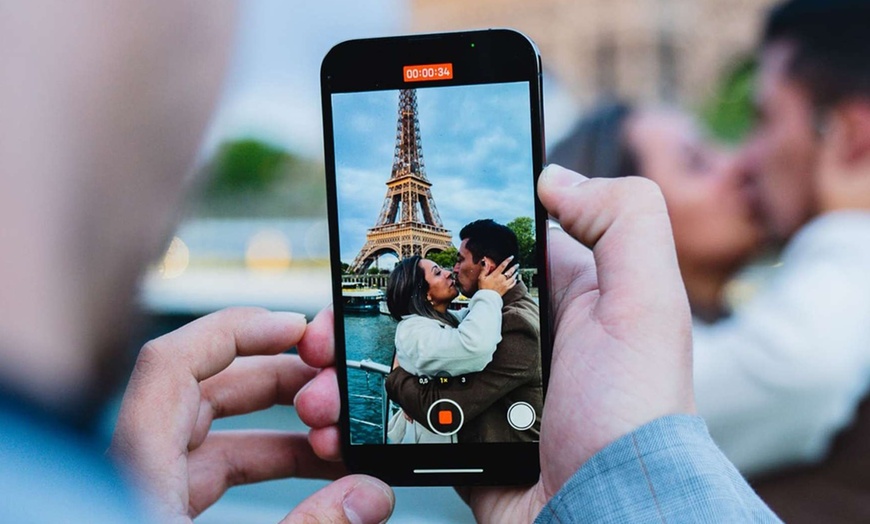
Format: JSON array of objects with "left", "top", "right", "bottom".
[{"left": 403, "top": 63, "right": 453, "bottom": 83}]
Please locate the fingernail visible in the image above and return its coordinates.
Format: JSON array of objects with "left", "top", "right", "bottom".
[
  {"left": 292, "top": 378, "right": 313, "bottom": 407},
  {"left": 540, "top": 164, "right": 585, "bottom": 187},
  {"left": 343, "top": 478, "right": 394, "bottom": 524}
]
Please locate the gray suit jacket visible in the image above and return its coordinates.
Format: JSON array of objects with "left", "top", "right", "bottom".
[{"left": 537, "top": 416, "right": 782, "bottom": 523}]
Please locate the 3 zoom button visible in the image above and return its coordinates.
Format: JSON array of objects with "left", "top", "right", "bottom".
[{"left": 426, "top": 399, "right": 464, "bottom": 436}]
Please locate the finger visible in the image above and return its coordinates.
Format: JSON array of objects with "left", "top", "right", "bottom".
[
  {"left": 187, "top": 431, "right": 347, "bottom": 518},
  {"left": 309, "top": 425, "right": 342, "bottom": 461},
  {"left": 201, "top": 354, "right": 316, "bottom": 417},
  {"left": 295, "top": 367, "right": 341, "bottom": 429},
  {"left": 145, "top": 307, "right": 307, "bottom": 382},
  {"left": 538, "top": 165, "right": 686, "bottom": 313},
  {"left": 282, "top": 475, "right": 394, "bottom": 524},
  {"left": 545, "top": 226, "right": 598, "bottom": 318},
  {"left": 111, "top": 307, "right": 307, "bottom": 509},
  {"left": 190, "top": 354, "right": 318, "bottom": 448},
  {"left": 297, "top": 306, "right": 335, "bottom": 368}
]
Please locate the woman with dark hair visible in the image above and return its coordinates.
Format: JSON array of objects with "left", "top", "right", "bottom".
[
  {"left": 385, "top": 254, "right": 518, "bottom": 443},
  {"left": 550, "top": 102, "right": 764, "bottom": 322}
]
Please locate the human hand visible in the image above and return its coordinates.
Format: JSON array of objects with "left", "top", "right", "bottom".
[
  {"left": 477, "top": 255, "right": 519, "bottom": 296},
  {"left": 295, "top": 166, "right": 694, "bottom": 522},
  {"left": 465, "top": 165, "right": 695, "bottom": 521},
  {"left": 110, "top": 307, "right": 394, "bottom": 523}
]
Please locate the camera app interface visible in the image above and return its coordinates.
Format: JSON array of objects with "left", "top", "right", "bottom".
[{"left": 333, "top": 75, "right": 543, "bottom": 445}]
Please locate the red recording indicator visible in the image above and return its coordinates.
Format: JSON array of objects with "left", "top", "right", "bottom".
[{"left": 403, "top": 63, "right": 454, "bottom": 83}]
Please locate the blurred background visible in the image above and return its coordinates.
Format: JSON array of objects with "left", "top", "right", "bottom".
[{"left": 119, "top": 0, "right": 778, "bottom": 522}]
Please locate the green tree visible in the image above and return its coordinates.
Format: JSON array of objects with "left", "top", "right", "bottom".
[
  {"left": 700, "top": 57, "right": 756, "bottom": 143},
  {"left": 205, "top": 139, "right": 286, "bottom": 194},
  {"left": 194, "top": 138, "right": 327, "bottom": 218},
  {"left": 507, "top": 216, "right": 535, "bottom": 268},
  {"left": 426, "top": 246, "right": 458, "bottom": 268}
]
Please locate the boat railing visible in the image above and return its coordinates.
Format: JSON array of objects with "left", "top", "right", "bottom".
[{"left": 347, "top": 359, "right": 392, "bottom": 444}]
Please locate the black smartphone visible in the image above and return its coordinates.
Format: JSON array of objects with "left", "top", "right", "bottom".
[{"left": 321, "top": 29, "right": 550, "bottom": 486}]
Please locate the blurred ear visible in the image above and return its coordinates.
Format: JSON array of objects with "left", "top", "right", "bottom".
[
  {"left": 817, "top": 99, "right": 870, "bottom": 212},
  {"left": 481, "top": 257, "right": 496, "bottom": 274},
  {"left": 832, "top": 100, "right": 870, "bottom": 165}
]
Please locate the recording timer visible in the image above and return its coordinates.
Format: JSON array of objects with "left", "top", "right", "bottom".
[{"left": 403, "top": 63, "right": 453, "bottom": 82}]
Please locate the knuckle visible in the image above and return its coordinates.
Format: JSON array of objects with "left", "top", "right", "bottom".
[
  {"left": 214, "top": 305, "right": 270, "bottom": 321},
  {"left": 134, "top": 340, "right": 169, "bottom": 375},
  {"left": 294, "top": 511, "right": 332, "bottom": 524},
  {"left": 125, "top": 339, "right": 178, "bottom": 396},
  {"left": 225, "top": 459, "right": 252, "bottom": 489},
  {"left": 618, "top": 175, "right": 660, "bottom": 196},
  {"left": 614, "top": 176, "right": 667, "bottom": 212}
]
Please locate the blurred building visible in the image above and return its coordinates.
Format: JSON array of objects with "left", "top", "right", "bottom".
[{"left": 410, "top": 0, "right": 778, "bottom": 106}]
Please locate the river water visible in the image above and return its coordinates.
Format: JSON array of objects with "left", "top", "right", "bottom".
[{"left": 344, "top": 311, "right": 397, "bottom": 444}]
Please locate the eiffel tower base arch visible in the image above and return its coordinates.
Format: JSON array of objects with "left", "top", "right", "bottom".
[{"left": 350, "top": 223, "right": 453, "bottom": 274}]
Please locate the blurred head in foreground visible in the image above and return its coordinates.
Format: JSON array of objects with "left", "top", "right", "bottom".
[
  {"left": 0, "top": 2, "right": 235, "bottom": 426},
  {"left": 550, "top": 103, "right": 764, "bottom": 322},
  {"left": 746, "top": 0, "right": 870, "bottom": 241}
]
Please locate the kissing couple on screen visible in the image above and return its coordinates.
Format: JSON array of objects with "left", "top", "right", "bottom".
[{"left": 385, "top": 219, "right": 543, "bottom": 444}]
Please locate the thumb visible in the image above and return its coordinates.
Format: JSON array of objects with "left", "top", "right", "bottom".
[
  {"left": 281, "top": 475, "right": 394, "bottom": 524},
  {"left": 537, "top": 164, "right": 686, "bottom": 315}
]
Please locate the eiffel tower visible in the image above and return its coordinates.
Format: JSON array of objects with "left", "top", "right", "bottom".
[{"left": 349, "top": 89, "right": 453, "bottom": 274}]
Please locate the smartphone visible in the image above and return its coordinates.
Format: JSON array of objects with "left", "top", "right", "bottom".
[{"left": 321, "top": 29, "right": 550, "bottom": 486}]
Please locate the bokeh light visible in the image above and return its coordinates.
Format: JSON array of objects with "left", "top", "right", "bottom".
[{"left": 245, "top": 229, "right": 293, "bottom": 272}]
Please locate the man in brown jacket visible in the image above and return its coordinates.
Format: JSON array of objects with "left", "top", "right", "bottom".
[{"left": 385, "top": 219, "right": 543, "bottom": 443}]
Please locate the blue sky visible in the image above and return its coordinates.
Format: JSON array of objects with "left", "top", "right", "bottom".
[{"left": 333, "top": 82, "right": 536, "bottom": 264}]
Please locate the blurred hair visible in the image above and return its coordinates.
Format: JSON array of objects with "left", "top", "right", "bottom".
[
  {"left": 763, "top": 0, "right": 870, "bottom": 108},
  {"left": 386, "top": 256, "right": 459, "bottom": 327},
  {"left": 459, "top": 219, "right": 518, "bottom": 266},
  {"left": 548, "top": 102, "right": 640, "bottom": 181}
]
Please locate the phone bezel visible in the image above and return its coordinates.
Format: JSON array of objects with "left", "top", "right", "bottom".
[{"left": 320, "top": 28, "right": 550, "bottom": 486}]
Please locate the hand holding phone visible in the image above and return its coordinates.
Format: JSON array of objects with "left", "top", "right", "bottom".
[{"left": 298, "top": 165, "right": 697, "bottom": 519}]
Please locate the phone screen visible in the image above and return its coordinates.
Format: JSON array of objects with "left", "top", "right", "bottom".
[{"left": 322, "top": 29, "right": 549, "bottom": 485}]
